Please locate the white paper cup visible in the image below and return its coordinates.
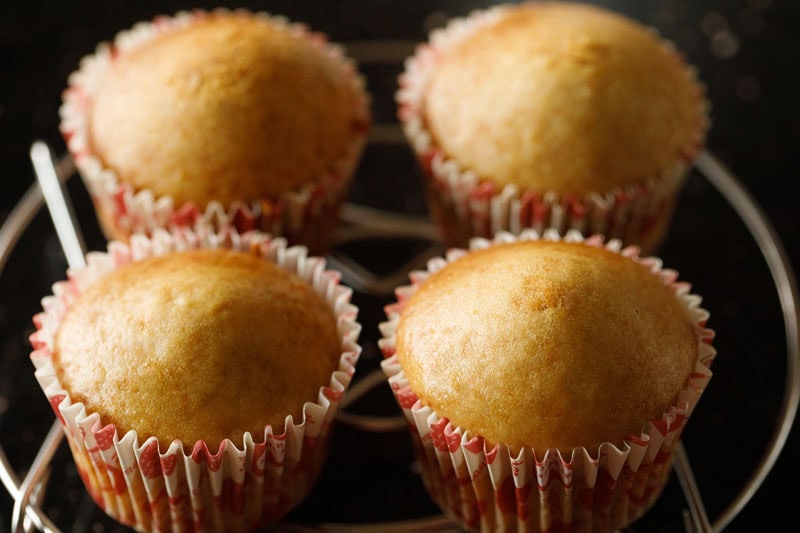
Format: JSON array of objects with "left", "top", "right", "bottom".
[
  {"left": 379, "top": 229, "right": 716, "bottom": 532},
  {"left": 396, "top": 4, "right": 709, "bottom": 255},
  {"left": 60, "top": 8, "right": 370, "bottom": 255},
  {"left": 30, "top": 227, "right": 362, "bottom": 531}
]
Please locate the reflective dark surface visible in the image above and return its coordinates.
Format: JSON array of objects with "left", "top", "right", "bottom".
[{"left": 1, "top": 1, "right": 799, "bottom": 532}]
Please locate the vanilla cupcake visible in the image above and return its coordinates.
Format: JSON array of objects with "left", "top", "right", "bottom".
[
  {"left": 61, "top": 9, "right": 370, "bottom": 255},
  {"left": 380, "top": 230, "right": 715, "bottom": 532},
  {"left": 29, "top": 228, "right": 362, "bottom": 531},
  {"left": 397, "top": 2, "right": 708, "bottom": 253}
]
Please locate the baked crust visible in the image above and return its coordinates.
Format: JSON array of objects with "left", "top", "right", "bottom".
[
  {"left": 424, "top": 2, "right": 703, "bottom": 195},
  {"left": 396, "top": 240, "right": 698, "bottom": 451},
  {"left": 54, "top": 249, "right": 341, "bottom": 447},
  {"left": 89, "top": 14, "right": 362, "bottom": 207}
]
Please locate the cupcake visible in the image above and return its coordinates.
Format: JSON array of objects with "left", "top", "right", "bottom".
[
  {"left": 29, "top": 228, "right": 362, "bottom": 531},
  {"left": 60, "top": 9, "right": 370, "bottom": 255},
  {"left": 379, "top": 230, "right": 715, "bottom": 532},
  {"left": 397, "top": 1, "right": 709, "bottom": 254}
]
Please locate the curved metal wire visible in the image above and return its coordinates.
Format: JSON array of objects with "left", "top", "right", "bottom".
[
  {"left": 695, "top": 152, "right": 800, "bottom": 531},
  {"left": 0, "top": 161, "right": 68, "bottom": 533}
]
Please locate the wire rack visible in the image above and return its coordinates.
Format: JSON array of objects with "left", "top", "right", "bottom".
[{"left": 0, "top": 41, "right": 798, "bottom": 533}]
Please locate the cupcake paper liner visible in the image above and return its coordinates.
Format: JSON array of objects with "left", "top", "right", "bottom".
[
  {"left": 29, "top": 227, "right": 362, "bottom": 532},
  {"left": 60, "top": 8, "right": 370, "bottom": 253},
  {"left": 379, "top": 229, "right": 716, "bottom": 532},
  {"left": 396, "top": 4, "right": 710, "bottom": 254}
]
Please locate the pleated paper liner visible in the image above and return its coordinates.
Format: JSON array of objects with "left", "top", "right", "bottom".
[
  {"left": 60, "top": 8, "right": 370, "bottom": 255},
  {"left": 396, "top": 4, "right": 709, "bottom": 255},
  {"left": 379, "top": 230, "right": 716, "bottom": 532},
  {"left": 29, "top": 227, "right": 362, "bottom": 531}
]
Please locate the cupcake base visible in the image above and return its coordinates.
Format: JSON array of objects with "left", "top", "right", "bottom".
[
  {"left": 90, "top": 179, "right": 355, "bottom": 257},
  {"left": 415, "top": 147, "right": 690, "bottom": 257}
]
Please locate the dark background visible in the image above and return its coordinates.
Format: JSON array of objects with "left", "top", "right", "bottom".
[{"left": 1, "top": 1, "right": 799, "bottom": 532}]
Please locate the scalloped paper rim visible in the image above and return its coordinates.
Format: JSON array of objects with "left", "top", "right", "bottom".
[
  {"left": 29, "top": 227, "right": 363, "bottom": 531},
  {"left": 378, "top": 229, "right": 716, "bottom": 531},
  {"left": 396, "top": 3, "right": 710, "bottom": 253},
  {"left": 60, "top": 8, "right": 370, "bottom": 247}
]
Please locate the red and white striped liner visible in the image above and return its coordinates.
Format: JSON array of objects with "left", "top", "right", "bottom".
[
  {"left": 379, "top": 229, "right": 716, "bottom": 532},
  {"left": 60, "top": 8, "right": 370, "bottom": 251},
  {"left": 29, "top": 227, "right": 362, "bottom": 532},
  {"left": 396, "top": 4, "right": 710, "bottom": 254}
]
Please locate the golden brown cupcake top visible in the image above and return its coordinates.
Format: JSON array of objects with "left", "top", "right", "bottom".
[
  {"left": 424, "top": 2, "right": 704, "bottom": 196},
  {"left": 54, "top": 249, "right": 341, "bottom": 449},
  {"left": 89, "top": 14, "right": 364, "bottom": 208},
  {"left": 395, "top": 240, "right": 698, "bottom": 451}
]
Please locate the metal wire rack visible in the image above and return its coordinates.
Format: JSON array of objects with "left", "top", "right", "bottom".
[{"left": 0, "top": 41, "right": 798, "bottom": 533}]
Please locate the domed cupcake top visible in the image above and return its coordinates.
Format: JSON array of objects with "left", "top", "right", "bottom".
[
  {"left": 423, "top": 1, "right": 705, "bottom": 196},
  {"left": 54, "top": 248, "right": 341, "bottom": 447},
  {"left": 88, "top": 13, "right": 365, "bottom": 207},
  {"left": 395, "top": 239, "right": 699, "bottom": 451}
]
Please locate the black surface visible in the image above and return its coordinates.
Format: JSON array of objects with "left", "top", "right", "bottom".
[{"left": 1, "top": 1, "right": 799, "bottom": 532}]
